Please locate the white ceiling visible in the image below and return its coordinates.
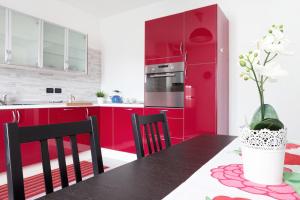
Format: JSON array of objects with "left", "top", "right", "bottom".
[{"left": 57, "top": 0, "right": 162, "bottom": 19}]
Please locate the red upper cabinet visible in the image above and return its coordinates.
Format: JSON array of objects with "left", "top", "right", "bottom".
[
  {"left": 184, "top": 63, "right": 216, "bottom": 139},
  {"left": 184, "top": 5, "right": 217, "bottom": 64},
  {"left": 0, "top": 109, "right": 17, "bottom": 172},
  {"left": 98, "top": 107, "right": 113, "bottom": 149},
  {"left": 113, "top": 107, "right": 143, "bottom": 153},
  {"left": 145, "top": 13, "right": 184, "bottom": 65}
]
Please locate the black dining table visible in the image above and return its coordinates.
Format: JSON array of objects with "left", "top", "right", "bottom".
[{"left": 39, "top": 135, "right": 236, "bottom": 200}]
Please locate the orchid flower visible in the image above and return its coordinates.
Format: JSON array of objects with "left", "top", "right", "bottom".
[{"left": 239, "top": 24, "right": 291, "bottom": 120}]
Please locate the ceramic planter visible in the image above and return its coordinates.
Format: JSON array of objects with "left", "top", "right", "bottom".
[
  {"left": 240, "top": 128, "right": 287, "bottom": 185},
  {"left": 97, "top": 97, "right": 105, "bottom": 104}
]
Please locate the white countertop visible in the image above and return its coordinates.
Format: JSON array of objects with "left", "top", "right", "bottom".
[{"left": 0, "top": 103, "right": 144, "bottom": 110}]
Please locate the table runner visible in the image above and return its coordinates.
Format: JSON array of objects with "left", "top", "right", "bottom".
[{"left": 163, "top": 138, "right": 300, "bottom": 200}]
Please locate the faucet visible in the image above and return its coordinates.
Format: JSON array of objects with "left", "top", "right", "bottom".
[
  {"left": 0, "top": 94, "right": 7, "bottom": 105},
  {"left": 69, "top": 94, "right": 76, "bottom": 103}
]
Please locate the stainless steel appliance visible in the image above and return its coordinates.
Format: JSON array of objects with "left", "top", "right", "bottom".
[{"left": 145, "top": 62, "right": 184, "bottom": 107}]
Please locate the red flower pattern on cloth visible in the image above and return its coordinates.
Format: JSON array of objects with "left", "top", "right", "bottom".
[{"left": 211, "top": 164, "right": 300, "bottom": 200}]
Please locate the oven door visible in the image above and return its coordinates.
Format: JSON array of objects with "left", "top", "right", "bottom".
[{"left": 145, "top": 72, "right": 184, "bottom": 107}]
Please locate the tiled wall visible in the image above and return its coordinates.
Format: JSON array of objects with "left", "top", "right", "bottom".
[{"left": 0, "top": 48, "right": 101, "bottom": 103}]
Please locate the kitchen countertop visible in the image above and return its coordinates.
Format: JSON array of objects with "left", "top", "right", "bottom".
[{"left": 0, "top": 103, "right": 144, "bottom": 110}]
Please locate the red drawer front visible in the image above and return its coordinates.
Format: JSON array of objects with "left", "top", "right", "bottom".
[{"left": 144, "top": 108, "right": 183, "bottom": 119}]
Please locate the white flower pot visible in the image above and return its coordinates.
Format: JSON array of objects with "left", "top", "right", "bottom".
[
  {"left": 97, "top": 97, "right": 105, "bottom": 104},
  {"left": 240, "top": 128, "right": 287, "bottom": 185}
]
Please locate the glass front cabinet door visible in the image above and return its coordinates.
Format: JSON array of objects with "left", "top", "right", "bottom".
[
  {"left": 43, "top": 22, "right": 65, "bottom": 71},
  {"left": 0, "top": 5, "right": 88, "bottom": 74},
  {"left": 67, "top": 30, "right": 87, "bottom": 73},
  {"left": 10, "top": 10, "right": 40, "bottom": 67},
  {"left": 0, "top": 6, "right": 5, "bottom": 63}
]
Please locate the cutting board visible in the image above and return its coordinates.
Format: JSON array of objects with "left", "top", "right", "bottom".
[{"left": 65, "top": 101, "right": 93, "bottom": 106}]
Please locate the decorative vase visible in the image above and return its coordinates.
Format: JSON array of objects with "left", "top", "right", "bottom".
[
  {"left": 97, "top": 97, "right": 105, "bottom": 104},
  {"left": 240, "top": 128, "right": 287, "bottom": 185}
]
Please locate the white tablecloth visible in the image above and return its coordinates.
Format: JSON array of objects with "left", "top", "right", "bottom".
[{"left": 163, "top": 138, "right": 300, "bottom": 200}]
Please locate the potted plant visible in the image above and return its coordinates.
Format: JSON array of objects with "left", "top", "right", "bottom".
[
  {"left": 96, "top": 91, "right": 105, "bottom": 104},
  {"left": 239, "top": 25, "right": 291, "bottom": 185}
]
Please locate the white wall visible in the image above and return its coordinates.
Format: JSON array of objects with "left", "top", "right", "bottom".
[
  {"left": 0, "top": 0, "right": 101, "bottom": 49},
  {"left": 99, "top": 0, "right": 300, "bottom": 140}
]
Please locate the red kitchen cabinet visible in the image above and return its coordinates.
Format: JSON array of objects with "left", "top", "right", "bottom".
[
  {"left": 184, "top": 5, "right": 217, "bottom": 64},
  {"left": 145, "top": 4, "right": 229, "bottom": 139},
  {"left": 82, "top": 107, "right": 100, "bottom": 146},
  {"left": 48, "top": 107, "right": 90, "bottom": 155},
  {"left": 184, "top": 63, "right": 216, "bottom": 139},
  {"left": 17, "top": 109, "right": 49, "bottom": 170},
  {"left": 144, "top": 108, "right": 184, "bottom": 145},
  {"left": 98, "top": 107, "right": 113, "bottom": 149},
  {"left": 113, "top": 107, "right": 143, "bottom": 153},
  {"left": 0, "top": 109, "right": 16, "bottom": 172},
  {"left": 145, "top": 13, "right": 184, "bottom": 65}
]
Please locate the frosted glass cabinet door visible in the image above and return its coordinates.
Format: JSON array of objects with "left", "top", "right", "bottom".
[
  {"left": 68, "top": 30, "right": 87, "bottom": 72},
  {"left": 0, "top": 7, "right": 5, "bottom": 63},
  {"left": 10, "top": 11, "right": 40, "bottom": 67},
  {"left": 43, "top": 22, "right": 65, "bottom": 70}
]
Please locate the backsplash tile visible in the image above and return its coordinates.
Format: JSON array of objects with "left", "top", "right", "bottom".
[{"left": 0, "top": 48, "right": 101, "bottom": 104}]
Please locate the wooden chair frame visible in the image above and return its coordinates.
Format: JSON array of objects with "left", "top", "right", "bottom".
[{"left": 4, "top": 116, "right": 104, "bottom": 200}]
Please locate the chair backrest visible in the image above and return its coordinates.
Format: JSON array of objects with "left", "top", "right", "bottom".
[
  {"left": 131, "top": 112, "right": 171, "bottom": 159},
  {"left": 4, "top": 116, "right": 104, "bottom": 200}
]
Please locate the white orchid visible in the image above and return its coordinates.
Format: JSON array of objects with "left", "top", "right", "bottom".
[
  {"left": 257, "top": 25, "right": 292, "bottom": 55},
  {"left": 253, "top": 62, "right": 288, "bottom": 81},
  {"left": 239, "top": 25, "right": 291, "bottom": 120}
]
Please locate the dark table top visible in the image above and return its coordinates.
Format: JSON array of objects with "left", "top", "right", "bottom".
[{"left": 40, "top": 135, "right": 236, "bottom": 200}]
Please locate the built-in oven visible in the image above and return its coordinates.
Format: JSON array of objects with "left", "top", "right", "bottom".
[{"left": 145, "top": 62, "right": 184, "bottom": 108}]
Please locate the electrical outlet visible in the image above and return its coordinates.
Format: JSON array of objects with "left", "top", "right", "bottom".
[
  {"left": 46, "top": 88, "right": 54, "bottom": 93},
  {"left": 55, "top": 88, "right": 62, "bottom": 93}
]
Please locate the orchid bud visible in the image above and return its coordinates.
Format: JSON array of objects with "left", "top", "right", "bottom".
[
  {"left": 239, "top": 60, "right": 246, "bottom": 67},
  {"left": 249, "top": 51, "right": 253, "bottom": 54},
  {"left": 272, "top": 24, "right": 276, "bottom": 28},
  {"left": 246, "top": 68, "right": 250, "bottom": 72},
  {"left": 279, "top": 25, "right": 284, "bottom": 29},
  {"left": 254, "top": 53, "right": 258, "bottom": 57},
  {"left": 244, "top": 76, "right": 249, "bottom": 81},
  {"left": 239, "top": 55, "right": 244, "bottom": 59},
  {"left": 268, "top": 30, "right": 273, "bottom": 34}
]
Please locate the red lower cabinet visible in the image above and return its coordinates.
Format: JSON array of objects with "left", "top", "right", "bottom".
[
  {"left": 99, "top": 107, "right": 113, "bottom": 149},
  {"left": 48, "top": 107, "right": 90, "bottom": 156},
  {"left": 0, "top": 109, "right": 16, "bottom": 172},
  {"left": 144, "top": 108, "right": 184, "bottom": 148},
  {"left": 113, "top": 107, "right": 143, "bottom": 153},
  {"left": 17, "top": 109, "right": 49, "bottom": 170}
]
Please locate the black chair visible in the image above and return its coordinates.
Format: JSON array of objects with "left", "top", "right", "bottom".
[
  {"left": 131, "top": 112, "right": 171, "bottom": 159},
  {"left": 4, "top": 116, "right": 104, "bottom": 200}
]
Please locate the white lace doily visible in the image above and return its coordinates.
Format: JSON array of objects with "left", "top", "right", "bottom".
[{"left": 240, "top": 128, "right": 287, "bottom": 150}]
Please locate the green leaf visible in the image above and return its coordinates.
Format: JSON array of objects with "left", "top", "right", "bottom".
[
  {"left": 205, "top": 197, "right": 212, "bottom": 200},
  {"left": 284, "top": 172, "right": 300, "bottom": 195},
  {"left": 250, "top": 104, "right": 279, "bottom": 129},
  {"left": 253, "top": 118, "right": 284, "bottom": 131}
]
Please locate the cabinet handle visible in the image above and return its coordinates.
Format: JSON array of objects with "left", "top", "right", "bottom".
[
  {"left": 180, "top": 42, "right": 183, "bottom": 54},
  {"left": 16, "top": 110, "right": 20, "bottom": 123},
  {"left": 12, "top": 111, "right": 16, "bottom": 123},
  {"left": 85, "top": 108, "right": 89, "bottom": 118},
  {"left": 63, "top": 108, "right": 75, "bottom": 111},
  {"left": 160, "top": 110, "right": 168, "bottom": 112},
  {"left": 125, "top": 108, "right": 133, "bottom": 111}
]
